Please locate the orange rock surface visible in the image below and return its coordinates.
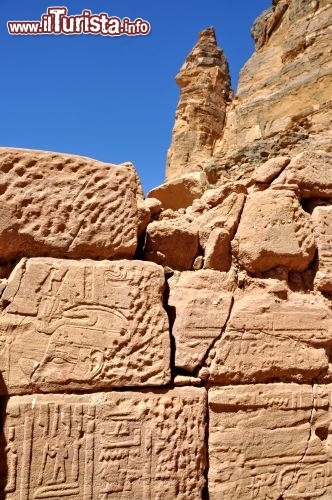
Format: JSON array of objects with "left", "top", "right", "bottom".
[{"left": 0, "top": 0, "right": 331, "bottom": 497}]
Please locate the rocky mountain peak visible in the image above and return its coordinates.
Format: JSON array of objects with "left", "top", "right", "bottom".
[
  {"left": 166, "top": 27, "right": 232, "bottom": 180},
  {"left": 167, "top": 0, "right": 331, "bottom": 184}
]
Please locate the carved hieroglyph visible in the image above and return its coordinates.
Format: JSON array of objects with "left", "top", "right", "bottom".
[
  {"left": 0, "top": 258, "right": 170, "bottom": 393},
  {"left": 209, "top": 384, "right": 332, "bottom": 499},
  {"left": 0, "top": 148, "right": 140, "bottom": 259},
  {"left": 168, "top": 270, "right": 233, "bottom": 372},
  {"left": 272, "top": 151, "right": 332, "bottom": 199},
  {"left": 312, "top": 205, "right": 332, "bottom": 292},
  {"left": 0, "top": 388, "right": 207, "bottom": 499},
  {"left": 232, "top": 188, "right": 315, "bottom": 273},
  {"left": 202, "top": 292, "right": 332, "bottom": 383}
]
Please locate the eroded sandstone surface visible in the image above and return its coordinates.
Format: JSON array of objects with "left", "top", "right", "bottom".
[
  {"left": 232, "top": 188, "right": 316, "bottom": 273},
  {"left": 168, "top": 270, "right": 234, "bottom": 372},
  {"left": 0, "top": 258, "right": 170, "bottom": 393},
  {"left": 0, "top": 0, "right": 331, "bottom": 498},
  {"left": 312, "top": 205, "right": 332, "bottom": 292},
  {"left": 209, "top": 384, "right": 332, "bottom": 499},
  {"left": 0, "top": 148, "right": 142, "bottom": 260},
  {"left": 0, "top": 388, "right": 206, "bottom": 498},
  {"left": 167, "top": 0, "right": 332, "bottom": 184},
  {"left": 212, "top": 0, "right": 332, "bottom": 183},
  {"left": 202, "top": 291, "right": 332, "bottom": 384},
  {"left": 166, "top": 27, "right": 232, "bottom": 180}
]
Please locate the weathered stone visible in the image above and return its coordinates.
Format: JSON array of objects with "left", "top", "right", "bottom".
[
  {"left": 198, "top": 192, "right": 246, "bottom": 247},
  {"left": 251, "top": 1, "right": 289, "bottom": 50},
  {"left": 212, "top": 1, "right": 332, "bottom": 182},
  {"left": 137, "top": 199, "right": 151, "bottom": 237},
  {"left": 147, "top": 172, "right": 207, "bottom": 211},
  {"left": 209, "top": 383, "right": 332, "bottom": 499},
  {"left": 0, "top": 387, "right": 207, "bottom": 498},
  {"left": 173, "top": 374, "right": 202, "bottom": 386},
  {"left": 157, "top": 208, "right": 179, "bottom": 220},
  {"left": 312, "top": 205, "right": 332, "bottom": 292},
  {"left": 144, "top": 219, "right": 198, "bottom": 271},
  {"left": 201, "top": 181, "right": 247, "bottom": 208},
  {"left": 186, "top": 198, "right": 209, "bottom": 216},
  {"left": 196, "top": 192, "right": 245, "bottom": 270},
  {"left": 233, "top": 189, "right": 316, "bottom": 273},
  {"left": 203, "top": 228, "right": 231, "bottom": 271},
  {"left": 168, "top": 270, "right": 233, "bottom": 371},
  {"left": 166, "top": 27, "right": 232, "bottom": 180},
  {"left": 251, "top": 156, "right": 290, "bottom": 183},
  {"left": 143, "top": 197, "right": 163, "bottom": 216},
  {"left": 0, "top": 258, "right": 170, "bottom": 394},
  {"left": 0, "top": 148, "right": 141, "bottom": 259},
  {"left": 120, "top": 160, "right": 145, "bottom": 200},
  {"left": 202, "top": 292, "right": 332, "bottom": 384},
  {"left": 192, "top": 255, "right": 204, "bottom": 270},
  {"left": 1, "top": 2, "right": 332, "bottom": 495},
  {"left": 272, "top": 150, "right": 332, "bottom": 198}
]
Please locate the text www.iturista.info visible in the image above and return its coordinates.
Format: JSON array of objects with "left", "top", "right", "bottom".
[{"left": 7, "top": 7, "right": 151, "bottom": 36}]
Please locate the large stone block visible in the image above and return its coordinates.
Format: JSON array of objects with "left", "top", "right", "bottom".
[
  {"left": 202, "top": 292, "right": 332, "bottom": 383},
  {"left": 0, "top": 387, "right": 207, "bottom": 498},
  {"left": 203, "top": 228, "right": 232, "bottom": 271},
  {"left": 0, "top": 258, "right": 170, "bottom": 394},
  {"left": 144, "top": 219, "right": 198, "bottom": 271},
  {"left": 251, "top": 156, "right": 290, "bottom": 183},
  {"left": 197, "top": 192, "right": 246, "bottom": 245},
  {"left": 312, "top": 205, "right": 332, "bottom": 292},
  {"left": 0, "top": 148, "right": 141, "bottom": 259},
  {"left": 232, "top": 188, "right": 316, "bottom": 272},
  {"left": 168, "top": 270, "right": 234, "bottom": 372},
  {"left": 272, "top": 151, "right": 332, "bottom": 198},
  {"left": 208, "top": 384, "right": 332, "bottom": 499}
]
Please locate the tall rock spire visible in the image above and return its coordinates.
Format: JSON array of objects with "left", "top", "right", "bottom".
[
  {"left": 166, "top": 27, "right": 232, "bottom": 181},
  {"left": 212, "top": 0, "right": 332, "bottom": 183}
]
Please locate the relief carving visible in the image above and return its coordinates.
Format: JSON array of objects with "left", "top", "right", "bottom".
[
  {"left": 0, "top": 258, "right": 170, "bottom": 394},
  {"left": 0, "top": 388, "right": 206, "bottom": 499},
  {"left": 209, "top": 384, "right": 332, "bottom": 499}
]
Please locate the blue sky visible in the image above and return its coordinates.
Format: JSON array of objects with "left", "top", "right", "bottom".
[{"left": 1, "top": 1, "right": 271, "bottom": 193}]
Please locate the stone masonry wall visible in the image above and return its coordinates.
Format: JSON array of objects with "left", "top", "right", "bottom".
[
  {"left": 166, "top": 0, "right": 332, "bottom": 185},
  {"left": 0, "top": 147, "right": 206, "bottom": 499},
  {"left": 0, "top": 1, "right": 331, "bottom": 498}
]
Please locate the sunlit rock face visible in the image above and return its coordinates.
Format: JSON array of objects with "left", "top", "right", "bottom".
[
  {"left": 212, "top": 0, "right": 332, "bottom": 183},
  {"left": 1, "top": 1, "right": 332, "bottom": 498},
  {"left": 166, "top": 1, "right": 331, "bottom": 184},
  {"left": 166, "top": 27, "right": 232, "bottom": 181}
]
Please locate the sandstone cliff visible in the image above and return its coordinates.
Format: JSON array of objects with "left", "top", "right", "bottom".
[
  {"left": 167, "top": 0, "right": 332, "bottom": 184},
  {"left": 0, "top": 1, "right": 331, "bottom": 498}
]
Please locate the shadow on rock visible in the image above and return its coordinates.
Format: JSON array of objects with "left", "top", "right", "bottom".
[{"left": 0, "top": 371, "right": 8, "bottom": 498}]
